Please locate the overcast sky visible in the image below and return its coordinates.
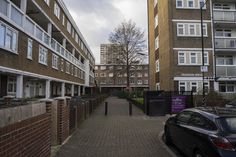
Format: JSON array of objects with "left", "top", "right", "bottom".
[{"left": 63, "top": 0, "right": 147, "bottom": 64}]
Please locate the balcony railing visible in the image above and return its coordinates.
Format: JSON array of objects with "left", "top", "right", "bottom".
[
  {"left": 213, "top": 10, "right": 236, "bottom": 22},
  {"left": 0, "top": 0, "right": 85, "bottom": 70},
  {"left": 215, "top": 37, "right": 236, "bottom": 49},
  {"left": 216, "top": 65, "right": 236, "bottom": 77}
]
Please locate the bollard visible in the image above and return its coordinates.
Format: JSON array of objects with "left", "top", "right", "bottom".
[
  {"left": 105, "top": 102, "right": 108, "bottom": 116},
  {"left": 129, "top": 102, "right": 132, "bottom": 116}
]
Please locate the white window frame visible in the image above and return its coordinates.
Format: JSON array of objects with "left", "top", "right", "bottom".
[
  {"left": 27, "top": 38, "right": 33, "bottom": 60},
  {"left": 179, "top": 82, "right": 187, "bottom": 92},
  {"left": 52, "top": 54, "right": 59, "bottom": 70},
  {"left": 156, "top": 60, "right": 160, "bottom": 72},
  {"left": 177, "top": 23, "right": 207, "bottom": 37},
  {"left": 187, "top": 0, "right": 195, "bottom": 8},
  {"left": 176, "top": 0, "right": 183, "bottom": 8},
  {"left": 38, "top": 45, "right": 48, "bottom": 65},
  {"left": 66, "top": 62, "right": 70, "bottom": 74},
  {"left": 190, "top": 82, "right": 198, "bottom": 93},
  {"left": 155, "top": 37, "right": 159, "bottom": 50},
  {"left": 178, "top": 52, "right": 186, "bottom": 65},
  {"left": 62, "top": 14, "right": 65, "bottom": 26},
  {"left": 54, "top": 2, "right": 60, "bottom": 19},
  {"left": 190, "top": 52, "right": 197, "bottom": 64},
  {"left": 67, "top": 22, "right": 71, "bottom": 34},
  {"left": 0, "top": 22, "right": 18, "bottom": 53},
  {"left": 7, "top": 77, "right": 16, "bottom": 95},
  {"left": 44, "top": 0, "right": 50, "bottom": 6}
]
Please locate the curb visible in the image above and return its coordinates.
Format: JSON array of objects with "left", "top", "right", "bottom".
[{"left": 158, "top": 131, "right": 178, "bottom": 157}]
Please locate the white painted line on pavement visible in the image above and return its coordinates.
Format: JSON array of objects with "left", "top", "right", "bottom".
[{"left": 158, "top": 131, "right": 177, "bottom": 157}]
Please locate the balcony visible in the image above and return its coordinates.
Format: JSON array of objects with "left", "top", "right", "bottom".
[
  {"left": 215, "top": 37, "right": 236, "bottom": 50},
  {"left": 216, "top": 65, "right": 236, "bottom": 77},
  {"left": 0, "top": 0, "right": 85, "bottom": 70},
  {"left": 214, "top": 10, "right": 236, "bottom": 22}
]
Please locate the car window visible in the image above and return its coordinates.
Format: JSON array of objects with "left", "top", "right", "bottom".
[
  {"left": 219, "top": 117, "right": 236, "bottom": 133},
  {"left": 189, "top": 113, "right": 217, "bottom": 130},
  {"left": 176, "top": 111, "right": 193, "bottom": 125}
]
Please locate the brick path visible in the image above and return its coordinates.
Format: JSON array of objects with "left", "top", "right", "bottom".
[{"left": 55, "top": 97, "right": 174, "bottom": 157}]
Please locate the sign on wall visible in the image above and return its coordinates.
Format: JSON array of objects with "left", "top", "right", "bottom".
[{"left": 171, "top": 96, "right": 187, "bottom": 113}]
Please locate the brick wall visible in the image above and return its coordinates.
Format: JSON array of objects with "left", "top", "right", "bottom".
[
  {"left": 0, "top": 114, "right": 51, "bottom": 157},
  {"left": 57, "top": 99, "right": 69, "bottom": 145}
]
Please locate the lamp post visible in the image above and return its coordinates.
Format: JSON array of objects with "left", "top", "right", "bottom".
[{"left": 200, "top": 0, "right": 209, "bottom": 106}]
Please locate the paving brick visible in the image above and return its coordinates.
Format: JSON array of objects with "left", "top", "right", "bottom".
[{"left": 55, "top": 97, "right": 173, "bottom": 157}]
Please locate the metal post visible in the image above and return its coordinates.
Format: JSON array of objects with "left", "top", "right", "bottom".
[
  {"left": 105, "top": 102, "right": 108, "bottom": 116},
  {"left": 129, "top": 102, "right": 132, "bottom": 116},
  {"left": 201, "top": 6, "right": 206, "bottom": 106}
]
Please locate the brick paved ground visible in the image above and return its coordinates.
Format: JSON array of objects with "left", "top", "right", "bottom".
[{"left": 55, "top": 97, "right": 174, "bottom": 157}]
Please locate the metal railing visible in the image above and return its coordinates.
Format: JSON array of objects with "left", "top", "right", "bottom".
[
  {"left": 0, "top": 0, "right": 85, "bottom": 70},
  {"left": 213, "top": 10, "right": 236, "bottom": 22},
  {"left": 216, "top": 65, "right": 236, "bottom": 77},
  {"left": 215, "top": 37, "right": 236, "bottom": 49}
]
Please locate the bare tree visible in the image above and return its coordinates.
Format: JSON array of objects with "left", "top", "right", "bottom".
[{"left": 109, "top": 20, "right": 146, "bottom": 92}]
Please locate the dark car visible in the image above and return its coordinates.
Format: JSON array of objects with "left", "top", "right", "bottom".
[
  {"left": 226, "top": 100, "right": 236, "bottom": 108},
  {"left": 164, "top": 107, "right": 236, "bottom": 157}
]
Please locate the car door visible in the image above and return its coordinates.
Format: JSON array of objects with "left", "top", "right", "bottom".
[
  {"left": 169, "top": 111, "right": 193, "bottom": 152},
  {"left": 185, "top": 113, "right": 218, "bottom": 157}
]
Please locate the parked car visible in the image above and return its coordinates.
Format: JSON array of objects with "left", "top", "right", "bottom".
[
  {"left": 226, "top": 100, "right": 236, "bottom": 108},
  {"left": 164, "top": 107, "right": 236, "bottom": 157}
]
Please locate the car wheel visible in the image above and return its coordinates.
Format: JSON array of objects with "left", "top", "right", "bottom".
[
  {"left": 164, "top": 127, "right": 172, "bottom": 145},
  {"left": 193, "top": 150, "right": 205, "bottom": 157}
]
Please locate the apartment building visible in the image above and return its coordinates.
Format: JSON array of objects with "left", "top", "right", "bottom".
[
  {"left": 100, "top": 44, "right": 122, "bottom": 65},
  {"left": 0, "top": 0, "right": 95, "bottom": 99},
  {"left": 95, "top": 64, "right": 149, "bottom": 93},
  {"left": 148, "top": 0, "right": 236, "bottom": 97}
]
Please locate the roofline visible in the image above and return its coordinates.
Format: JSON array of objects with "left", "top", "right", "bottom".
[{"left": 57, "top": 0, "right": 95, "bottom": 60}]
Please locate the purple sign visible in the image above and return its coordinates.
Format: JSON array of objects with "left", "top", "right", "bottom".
[{"left": 171, "top": 96, "right": 186, "bottom": 113}]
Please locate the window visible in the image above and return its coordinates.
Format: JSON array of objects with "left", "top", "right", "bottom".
[
  {"left": 190, "top": 53, "right": 197, "bottom": 64},
  {"left": 177, "top": 24, "right": 184, "bottom": 36},
  {"left": 204, "top": 52, "right": 208, "bottom": 64},
  {"left": 100, "top": 73, "right": 106, "bottom": 77},
  {"left": 62, "top": 15, "right": 65, "bottom": 26},
  {"left": 66, "top": 62, "right": 70, "bottom": 74},
  {"left": 95, "top": 66, "right": 98, "bottom": 70},
  {"left": 156, "top": 60, "right": 160, "bottom": 72},
  {"left": 189, "top": 113, "right": 217, "bottom": 130},
  {"left": 191, "top": 82, "right": 198, "bottom": 93},
  {"left": 67, "top": 22, "right": 71, "bottom": 34},
  {"left": 109, "top": 73, "right": 113, "bottom": 77},
  {"left": 7, "top": 77, "right": 16, "bottom": 94},
  {"left": 54, "top": 2, "right": 60, "bottom": 19},
  {"left": 0, "top": 23, "right": 18, "bottom": 53},
  {"left": 219, "top": 82, "right": 235, "bottom": 93},
  {"left": 155, "top": 15, "right": 158, "bottom": 28},
  {"left": 178, "top": 51, "right": 208, "bottom": 65},
  {"left": 130, "top": 73, "right": 135, "bottom": 77},
  {"left": 176, "top": 0, "right": 183, "bottom": 8},
  {"left": 52, "top": 54, "right": 59, "bottom": 69},
  {"left": 199, "top": 0, "right": 205, "bottom": 8},
  {"left": 177, "top": 23, "right": 207, "bottom": 37},
  {"left": 39, "top": 46, "right": 48, "bottom": 65},
  {"left": 144, "top": 73, "right": 148, "bottom": 77},
  {"left": 101, "top": 66, "right": 106, "bottom": 70},
  {"left": 189, "top": 24, "right": 195, "bottom": 35},
  {"left": 188, "top": 0, "right": 194, "bottom": 8},
  {"left": 117, "top": 73, "right": 122, "bottom": 77},
  {"left": 179, "top": 82, "right": 186, "bottom": 92},
  {"left": 27, "top": 38, "right": 33, "bottom": 60},
  {"left": 178, "top": 52, "right": 185, "bottom": 64},
  {"left": 44, "top": 0, "right": 50, "bottom": 6},
  {"left": 216, "top": 56, "right": 233, "bottom": 65},
  {"left": 214, "top": 3, "right": 231, "bottom": 10},
  {"left": 154, "top": 0, "right": 158, "bottom": 7},
  {"left": 130, "top": 79, "right": 135, "bottom": 84},
  {"left": 75, "top": 34, "right": 78, "bottom": 43},
  {"left": 137, "top": 73, "right": 142, "bottom": 77},
  {"left": 61, "top": 59, "right": 64, "bottom": 72},
  {"left": 144, "top": 80, "right": 149, "bottom": 85},
  {"left": 177, "top": 111, "right": 193, "bottom": 125},
  {"left": 155, "top": 37, "right": 159, "bottom": 50},
  {"left": 71, "top": 65, "right": 74, "bottom": 76},
  {"left": 118, "top": 79, "right": 123, "bottom": 84},
  {"left": 137, "top": 80, "right": 143, "bottom": 85}
]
